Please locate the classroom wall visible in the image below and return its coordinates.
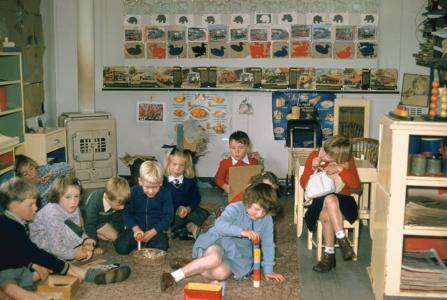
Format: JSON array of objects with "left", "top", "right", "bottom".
[{"left": 39, "top": 0, "right": 428, "bottom": 177}]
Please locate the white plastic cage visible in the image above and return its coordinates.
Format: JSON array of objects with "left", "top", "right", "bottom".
[{"left": 58, "top": 112, "right": 117, "bottom": 189}]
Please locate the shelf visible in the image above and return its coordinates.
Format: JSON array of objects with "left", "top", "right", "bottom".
[
  {"left": 0, "top": 107, "right": 22, "bottom": 116},
  {"left": 102, "top": 87, "right": 400, "bottom": 94},
  {"left": 403, "top": 225, "right": 447, "bottom": 237},
  {"left": 0, "top": 80, "right": 21, "bottom": 86},
  {"left": 390, "top": 290, "right": 447, "bottom": 298},
  {"left": 0, "top": 165, "right": 13, "bottom": 176},
  {"left": 406, "top": 176, "right": 447, "bottom": 187}
]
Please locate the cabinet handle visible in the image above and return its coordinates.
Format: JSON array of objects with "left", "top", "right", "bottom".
[{"left": 52, "top": 139, "right": 60, "bottom": 145}]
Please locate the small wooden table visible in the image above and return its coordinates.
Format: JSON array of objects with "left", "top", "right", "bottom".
[{"left": 294, "top": 157, "right": 378, "bottom": 238}]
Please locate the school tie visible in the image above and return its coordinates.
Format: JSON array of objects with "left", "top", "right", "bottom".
[{"left": 173, "top": 179, "right": 181, "bottom": 188}]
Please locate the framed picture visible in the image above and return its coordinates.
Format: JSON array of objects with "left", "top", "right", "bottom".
[
  {"left": 137, "top": 101, "right": 165, "bottom": 122},
  {"left": 401, "top": 73, "right": 430, "bottom": 107}
]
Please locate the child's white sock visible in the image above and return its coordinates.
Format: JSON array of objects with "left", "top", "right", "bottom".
[
  {"left": 171, "top": 269, "right": 185, "bottom": 282},
  {"left": 335, "top": 230, "right": 345, "bottom": 239},
  {"left": 324, "top": 246, "right": 335, "bottom": 254}
]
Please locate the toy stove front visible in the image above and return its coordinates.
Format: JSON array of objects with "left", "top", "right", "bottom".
[{"left": 58, "top": 112, "right": 117, "bottom": 189}]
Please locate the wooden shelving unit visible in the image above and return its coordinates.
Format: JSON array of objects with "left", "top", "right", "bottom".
[{"left": 370, "top": 115, "right": 447, "bottom": 300}]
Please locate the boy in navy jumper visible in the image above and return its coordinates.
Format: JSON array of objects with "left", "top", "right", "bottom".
[
  {"left": 114, "top": 160, "right": 174, "bottom": 254},
  {"left": 0, "top": 178, "right": 131, "bottom": 300},
  {"left": 162, "top": 148, "right": 209, "bottom": 240}
]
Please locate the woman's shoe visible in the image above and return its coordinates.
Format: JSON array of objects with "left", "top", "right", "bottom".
[
  {"left": 312, "top": 253, "right": 336, "bottom": 273},
  {"left": 337, "top": 237, "right": 355, "bottom": 261}
]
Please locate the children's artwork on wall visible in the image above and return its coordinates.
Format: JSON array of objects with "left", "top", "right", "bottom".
[
  {"left": 370, "top": 68, "right": 398, "bottom": 90},
  {"left": 272, "top": 42, "right": 289, "bottom": 58},
  {"left": 144, "top": 26, "right": 166, "bottom": 42},
  {"left": 290, "top": 41, "right": 311, "bottom": 57},
  {"left": 262, "top": 67, "right": 289, "bottom": 88},
  {"left": 154, "top": 67, "right": 174, "bottom": 88},
  {"left": 208, "top": 25, "right": 228, "bottom": 42},
  {"left": 249, "top": 42, "right": 271, "bottom": 58},
  {"left": 152, "top": 14, "right": 169, "bottom": 25},
  {"left": 124, "top": 42, "right": 144, "bottom": 58},
  {"left": 255, "top": 13, "right": 273, "bottom": 25},
  {"left": 315, "top": 68, "right": 343, "bottom": 90},
  {"left": 296, "top": 68, "right": 316, "bottom": 89},
  {"left": 307, "top": 13, "right": 327, "bottom": 25},
  {"left": 181, "top": 67, "right": 202, "bottom": 88},
  {"left": 401, "top": 74, "right": 430, "bottom": 107},
  {"left": 124, "top": 28, "right": 142, "bottom": 42},
  {"left": 343, "top": 68, "right": 363, "bottom": 90},
  {"left": 167, "top": 92, "right": 232, "bottom": 137},
  {"left": 333, "top": 42, "right": 355, "bottom": 59},
  {"left": 217, "top": 68, "right": 243, "bottom": 88},
  {"left": 129, "top": 66, "right": 155, "bottom": 87},
  {"left": 231, "top": 14, "right": 250, "bottom": 26},
  {"left": 168, "top": 42, "right": 187, "bottom": 58},
  {"left": 188, "top": 42, "right": 208, "bottom": 58},
  {"left": 312, "top": 24, "right": 332, "bottom": 41},
  {"left": 357, "top": 42, "right": 377, "bottom": 59},
  {"left": 250, "top": 27, "right": 269, "bottom": 42},
  {"left": 188, "top": 27, "right": 208, "bottom": 42},
  {"left": 202, "top": 14, "right": 221, "bottom": 27},
  {"left": 291, "top": 25, "right": 311, "bottom": 40},
  {"left": 146, "top": 42, "right": 166, "bottom": 59},
  {"left": 278, "top": 12, "right": 297, "bottom": 25},
  {"left": 311, "top": 42, "right": 332, "bottom": 58},
  {"left": 357, "top": 26, "right": 376, "bottom": 41},
  {"left": 228, "top": 41, "right": 249, "bottom": 58},
  {"left": 360, "top": 13, "right": 378, "bottom": 26},
  {"left": 209, "top": 42, "right": 228, "bottom": 58},
  {"left": 239, "top": 97, "right": 254, "bottom": 114},
  {"left": 103, "top": 66, "right": 130, "bottom": 87},
  {"left": 137, "top": 101, "right": 165, "bottom": 123},
  {"left": 330, "top": 13, "right": 349, "bottom": 25},
  {"left": 167, "top": 26, "right": 187, "bottom": 42},
  {"left": 335, "top": 26, "right": 355, "bottom": 41},
  {"left": 124, "top": 15, "right": 142, "bottom": 26},
  {"left": 230, "top": 27, "right": 249, "bottom": 41},
  {"left": 271, "top": 26, "right": 290, "bottom": 41},
  {"left": 175, "top": 14, "right": 193, "bottom": 26}
]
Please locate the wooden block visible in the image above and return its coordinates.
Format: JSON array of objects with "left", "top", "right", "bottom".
[
  {"left": 184, "top": 282, "right": 222, "bottom": 300},
  {"left": 37, "top": 276, "right": 80, "bottom": 300},
  {"left": 38, "top": 291, "right": 64, "bottom": 300}
]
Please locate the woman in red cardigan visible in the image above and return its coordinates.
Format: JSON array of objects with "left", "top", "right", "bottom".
[{"left": 300, "top": 135, "right": 360, "bottom": 273}]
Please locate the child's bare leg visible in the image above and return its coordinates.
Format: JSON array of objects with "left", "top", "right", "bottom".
[
  {"left": 201, "top": 261, "right": 231, "bottom": 281},
  {"left": 2, "top": 282, "right": 44, "bottom": 300},
  {"left": 181, "top": 245, "right": 224, "bottom": 278},
  {"left": 319, "top": 210, "right": 335, "bottom": 247},
  {"left": 97, "top": 223, "right": 118, "bottom": 241},
  {"left": 322, "top": 194, "right": 343, "bottom": 232}
]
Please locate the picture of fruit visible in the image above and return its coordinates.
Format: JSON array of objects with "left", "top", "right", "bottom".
[
  {"left": 173, "top": 94, "right": 185, "bottom": 103},
  {"left": 173, "top": 109, "right": 186, "bottom": 117},
  {"left": 214, "top": 122, "right": 225, "bottom": 134},
  {"left": 212, "top": 110, "right": 226, "bottom": 118},
  {"left": 190, "top": 107, "right": 209, "bottom": 119},
  {"left": 213, "top": 95, "right": 225, "bottom": 104}
]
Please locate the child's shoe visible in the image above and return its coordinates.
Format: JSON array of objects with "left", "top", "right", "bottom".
[
  {"left": 85, "top": 262, "right": 131, "bottom": 284},
  {"left": 336, "top": 237, "right": 356, "bottom": 261},
  {"left": 312, "top": 253, "right": 336, "bottom": 273},
  {"left": 160, "top": 272, "right": 176, "bottom": 292},
  {"left": 186, "top": 222, "right": 201, "bottom": 239}
]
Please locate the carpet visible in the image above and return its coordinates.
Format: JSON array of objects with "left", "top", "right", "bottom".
[{"left": 73, "top": 194, "right": 300, "bottom": 299}]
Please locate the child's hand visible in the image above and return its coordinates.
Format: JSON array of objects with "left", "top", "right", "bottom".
[
  {"left": 177, "top": 206, "right": 189, "bottom": 218},
  {"left": 142, "top": 229, "right": 156, "bottom": 242},
  {"left": 240, "top": 230, "right": 260, "bottom": 242},
  {"left": 32, "top": 263, "right": 50, "bottom": 280},
  {"left": 83, "top": 238, "right": 96, "bottom": 251},
  {"left": 40, "top": 172, "right": 53, "bottom": 184},
  {"left": 265, "top": 272, "right": 285, "bottom": 282},
  {"left": 134, "top": 232, "right": 144, "bottom": 242},
  {"left": 222, "top": 184, "right": 230, "bottom": 194}
]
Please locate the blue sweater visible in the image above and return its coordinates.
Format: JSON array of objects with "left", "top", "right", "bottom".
[
  {"left": 123, "top": 186, "right": 173, "bottom": 234},
  {"left": 0, "top": 214, "right": 68, "bottom": 274},
  {"left": 162, "top": 177, "right": 201, "bottom": 211}
]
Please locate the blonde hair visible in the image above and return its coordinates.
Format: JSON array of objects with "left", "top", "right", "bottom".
[
  {"left": 0, "top": 177, "right": 39, "bottom": 208},
  {"left": 163, "top": 148, "right": 195, "bottom": 178},
  {"left": 48, "top": 175, "right": 82, "bottom": 203},
  {"left": 139, "top": 160, "right": 163, "bottom": 184},
  {"left": 105, "top": 176, "right": 131, "bottom": 205},
  {"left": 243, "top": 182, "right": 279, "bottom": 216},
  {"left": 323, "top": 135, "right": 352, "bottom": 164}
]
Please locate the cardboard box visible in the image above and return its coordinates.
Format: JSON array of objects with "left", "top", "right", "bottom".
[
  {"left": 37, "top": 276, "right": 80, "bottom": 300},
  {"left": 184, "top": 282, "right": 222, "bottom": 300},
  {"left": 23, "top": 82, "right": 44, "bottom": 118},
  {"left": 228, "top": 165, "right": 262, "bottom": 200}
]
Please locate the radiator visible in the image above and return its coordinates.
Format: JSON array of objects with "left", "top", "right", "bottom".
[{"left": 58, "top": 112, "right": 117, "bottom": 189}]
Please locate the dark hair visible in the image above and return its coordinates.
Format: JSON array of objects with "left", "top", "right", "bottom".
[
  {"left": 242, "top": 182, "right": 280, "bottom": 216},
  {"left": 0, "top": 177, "right": 39, "bottom": 208},
  {"left": 15, "top": 155, "right": 38, "bottom": 177},
  {"left": 48, "top": 175, "right": 83, "bottom": 203},
  {"left": 229, "top": 130, "right": 250, "bottom": 146}
]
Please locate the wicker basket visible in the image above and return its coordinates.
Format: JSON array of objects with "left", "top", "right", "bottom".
[{"left": 132, "top": 248, "right": 166, "bottom": 266}]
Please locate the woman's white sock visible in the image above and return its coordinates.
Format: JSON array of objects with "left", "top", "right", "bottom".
[{"left": 335, "top": 230, "right": 345, "bottom": 239}]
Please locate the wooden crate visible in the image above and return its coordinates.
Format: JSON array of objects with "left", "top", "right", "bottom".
[{"left": 37, "top": 276, "right": 80, "bottom": 300}]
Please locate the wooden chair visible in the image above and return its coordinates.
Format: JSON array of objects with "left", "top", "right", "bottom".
[
  {"left": 351, "top": 137, "right": 379, "bottom": 168},
  {"left": 339, "top": 122, "right": 364, "bottom": 139}
]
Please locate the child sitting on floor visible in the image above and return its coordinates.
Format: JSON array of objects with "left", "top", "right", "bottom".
[
  {"left": 163, "top": 148, "right": 209, "bottom": 240},
  {"left": 30, "top": 175, "right": 98, "bottom": 261},
  {"left": 15, "top": 154, "right": 72, "bottom": 208},
  {"left": 214, "top": 130, "right": 259, "bottom": 201},
  {"left": 82, "top": 176, "right": 130, "bottom": 253},
  {"left": 160, "top": 182, "right": 285, "bottom": 292},
  {"left": 114, "top": 160, "right": 173, "bottom": 254},
  {"left": 0, "top": 178, "right": 131, "bottom": 300}
]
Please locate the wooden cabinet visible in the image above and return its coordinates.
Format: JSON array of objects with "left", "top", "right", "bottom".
[
  {"left": 25, "top": 128, "right": 67, "bottom": 165},
  {"left": 370, "top": 115, "right": 447, "bottom": 299}
]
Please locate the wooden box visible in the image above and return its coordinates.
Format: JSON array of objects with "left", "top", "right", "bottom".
[
  {"left": 184, "top": 282, "right": 222, "bottom": 300},
  {"left": 37, "top": 276, "right": 80, "bottom": 300}
]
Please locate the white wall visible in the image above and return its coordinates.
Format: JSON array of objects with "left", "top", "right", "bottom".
[{"left": 41, "top": 0, "right": 427, "bottom": 177}]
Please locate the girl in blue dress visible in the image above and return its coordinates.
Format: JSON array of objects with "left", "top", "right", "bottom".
[{"left": 160, "top": 182, "right": 285, "bottom": 292}]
